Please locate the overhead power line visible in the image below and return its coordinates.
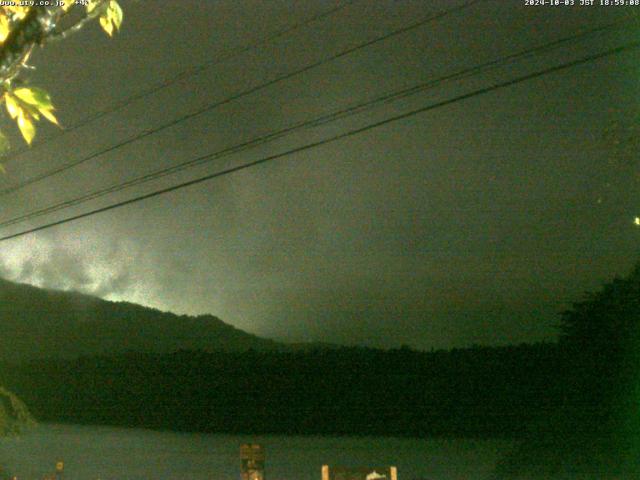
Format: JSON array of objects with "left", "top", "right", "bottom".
[
  {"left": 0, "top": 19, "right": 632, "bottom": 230},
  {"left": 1, "top": 1, "right": 357, "bottom": 165},
  {"left": 0, "top": 0, "right": 483, "bottom": 197},
  {"left": 0, "top": 40, "right": 636, "bottom": 243}
]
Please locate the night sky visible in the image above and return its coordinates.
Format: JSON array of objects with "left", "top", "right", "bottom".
[{"left": 0, "top": 0, "right": 637, "bottom": 350}]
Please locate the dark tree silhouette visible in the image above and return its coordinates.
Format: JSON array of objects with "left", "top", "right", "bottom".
[
  {"left": 558, "top": 262, "right": 640, "bottom": 435},
  {"left": 490, "top": 265, "right": 640, "bottom": 479},
  {"left": 559, "top": 263, "right": 640, "bottom": 354}
]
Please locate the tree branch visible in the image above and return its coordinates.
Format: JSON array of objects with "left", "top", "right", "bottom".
[
  {"left": 0, "top": 3, "right": 111, "bottom": 86},
  {"left": 48, "top": 1, "right": 110, "bottom": 42},
  {"left": 0, "top": 7, "right": 50, "bottom": 83}
]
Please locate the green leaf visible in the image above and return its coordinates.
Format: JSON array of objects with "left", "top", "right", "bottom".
[
  {"left": 109, "top": 1, "right": 123, "bottom": 30},
  {"left": 11, "top": 87, "right": 59, "bottom": 127},
  {"left": 17, "top": 112, "right": 35, "bottom": 145},
  {"left": 0, "top": 15, "right": 10, "bottom": 43},
  {"left": 98, "top": 1, "right": 123, "bottom": 36},
  {"left": 4, "top": 93, "right": 19, "bottom": 119},
  {"left": 86, "top": 0, "right": 100, "bottom": 14},
  {"left": 14, "top": 87, "right": 53, "bottom": 110},
  {"left": 99, "top": 14, "right": 114, "bottom": 36},
  {"left": 39, "top": 108, "right": 59, "bottom": 126}
]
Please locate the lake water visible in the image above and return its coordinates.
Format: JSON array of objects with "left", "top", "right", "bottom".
[{"left": 0, "top": 424, "right": 513, "bottom": 480}]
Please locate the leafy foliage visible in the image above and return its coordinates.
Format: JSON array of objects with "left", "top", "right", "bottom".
[
  {"left": 558, "top": 263, "right": 640, "bottom": 439},
  {"left": 489, "top": 265, "right": 640, "bottom": 479},
  {"left": 95, "top": 1, "right": 124, "bottom": 37},
  {"left": 0, "top": 2, "right": 124, "bottom": 148},
  {"left": 4, "top": 87, "right": 58, "bottom": 144},
  {"left": 559, "top": 263, "right": 640, "bottom": 361}
]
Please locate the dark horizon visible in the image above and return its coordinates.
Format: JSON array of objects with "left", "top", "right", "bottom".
[{"left": 0, "top": 267, "right": 617, "bottom": 352}]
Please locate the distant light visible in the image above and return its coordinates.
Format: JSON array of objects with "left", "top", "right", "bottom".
[{"left": 634, "top": 217, "right": 640, "bottom": 226}]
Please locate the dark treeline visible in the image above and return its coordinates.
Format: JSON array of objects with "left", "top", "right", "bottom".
[{"left": 0, "top": 342, "right": 599, "bottom": 439}]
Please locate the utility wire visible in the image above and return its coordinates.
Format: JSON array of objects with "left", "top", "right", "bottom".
[
  {"left": 0, "top": 40, "right": 636, "bottom": 243},
  {"left": 1, "top": 1, "right": 357, "bottom": 165},
  {"left": 0, "top": 0, "right": 483, "bottom": 197},
  {"left": 0, "top": 19, "right": 632, "bottom": 229}
]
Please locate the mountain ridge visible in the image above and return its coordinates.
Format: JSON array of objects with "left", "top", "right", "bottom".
[{"left": 0, "top": 276, "right": 282, "bottom": 360}]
